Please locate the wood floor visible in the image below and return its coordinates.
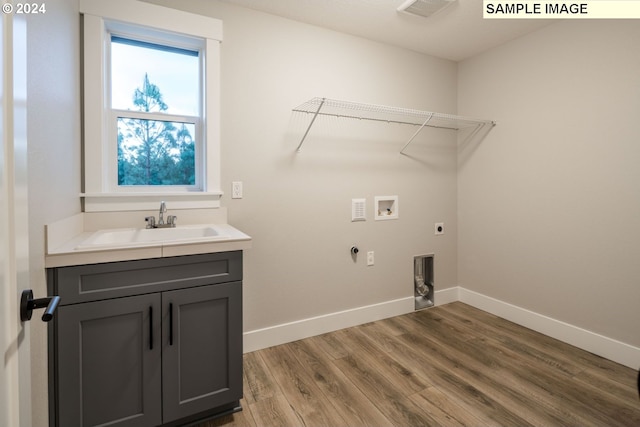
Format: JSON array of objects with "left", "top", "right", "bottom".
[{"left": 201, "top": 302, "right": 640, "bottom": 427}]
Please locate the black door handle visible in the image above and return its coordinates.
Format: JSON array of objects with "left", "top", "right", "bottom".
[
  {"left": 169, "top": 303, "right": 174, "bottom": 346},
  {"left": 20, "top": 289, "right": 60, "bottom": 322},
  {"left": 149, "top": 306, "right": 153, "bottom": 350}
]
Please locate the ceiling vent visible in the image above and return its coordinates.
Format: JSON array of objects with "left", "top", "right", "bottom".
[{"left": 396, "top": 0, "right": 456, "bottom": 18}]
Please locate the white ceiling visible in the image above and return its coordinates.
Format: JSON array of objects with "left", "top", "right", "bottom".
[{"left": 217, "top": 0, "right": 555, "bottom": 61}]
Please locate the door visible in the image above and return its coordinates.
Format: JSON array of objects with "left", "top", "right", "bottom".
[
  {"left": 55, "top": 294, "right": 162, "bottom": 427},
  {"left": 162, "top": 282, "right": 243, "bottom": 423},
  {"left": 0, "top": 11, "right": 30, "bottom": 427}
]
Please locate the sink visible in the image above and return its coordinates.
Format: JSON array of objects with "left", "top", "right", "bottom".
[{"left": 75, "top": 225, "right": 227, "bottom": 250}]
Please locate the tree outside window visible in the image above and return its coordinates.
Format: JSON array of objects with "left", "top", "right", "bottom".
[
  {"left": 110, "top": 35, "right": 201, "bottom": 189},
  {"left": 117, "top": 74, "right": 196, "bottom": 186}
]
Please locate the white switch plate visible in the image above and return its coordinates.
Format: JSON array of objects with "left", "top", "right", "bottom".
[
  {"left": 232, "top": 181, "right": 243, "bottom": 199},
  {"left": 367, "top": 251, "right": 374, "bottom": 266},
  {"left": 435, "top": 222, "right": 444, "bottom": 235}
]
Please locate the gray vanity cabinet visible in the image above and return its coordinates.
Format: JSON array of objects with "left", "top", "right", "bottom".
[{"left": 48, "top": 251, "right": 243, "bottom": 427}]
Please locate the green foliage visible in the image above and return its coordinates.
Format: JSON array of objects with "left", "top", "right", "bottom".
[{"left": 117, "top": 73, "right": 196, "bottom": 186}]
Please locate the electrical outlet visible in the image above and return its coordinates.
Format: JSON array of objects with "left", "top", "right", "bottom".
[
  {"left": 435, "top": 222, "right": 444, "bottom": 235},
  {"left": 232, "top": 181, "right": 243, "bottom": 199},
  {"left": 367, "top": 251, "right": 374, "bottom": 266}
]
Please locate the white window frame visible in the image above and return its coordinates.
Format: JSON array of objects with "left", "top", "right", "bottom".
[{"left": 80, "top": 0, "right": 222, "bottom": 212}]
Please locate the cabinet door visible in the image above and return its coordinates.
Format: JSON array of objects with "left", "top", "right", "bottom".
[
  {"left": 162, "top": 282, "right": 242, "bottom": 423},
  {"left": 56, "top": 294, "right": 162, "bottom": 427}
]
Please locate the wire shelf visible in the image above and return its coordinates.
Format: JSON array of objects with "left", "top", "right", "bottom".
[{"left": 292, "top": 97, "right": 495, "bottom": 152}]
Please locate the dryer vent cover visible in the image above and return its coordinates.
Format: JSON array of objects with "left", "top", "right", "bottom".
[{"left": 397, "top": 0, "right": 456, "bottom": 18}]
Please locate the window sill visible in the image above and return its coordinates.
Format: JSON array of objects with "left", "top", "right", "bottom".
[{"left": 81, "top": 192, "right": 223, "bottom": 212}]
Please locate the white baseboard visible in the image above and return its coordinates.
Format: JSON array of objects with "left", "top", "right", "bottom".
[
  {"left": 433, "top": 286, "right": 459, "bottom": 306},
  {"left": 243, "top": 286, "right": 640, "bottom": 370},
  {"left": 459, "top": 287, "right": 640, "bottom": 369},
  {"left": 243, "top": 296, "right": 413, "bottom": 353},
  {"left": 243, "top": 287, "right": 459, "bottom": 353}
]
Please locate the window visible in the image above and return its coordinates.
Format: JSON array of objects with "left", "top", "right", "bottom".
[
  {"left": 111, "top": 36, "right": 200, "bottom": 187},
  {"left": 80, "top": 0, "right": 222, "bottom": 211}
]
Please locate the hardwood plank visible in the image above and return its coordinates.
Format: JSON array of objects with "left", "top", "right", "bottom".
[
  {"left": 380, "top": 312, "right": 421, "bottom": 336},
  {"left": 242, "top": 352, "right": 279, "bottom": 405},
  {"left": 336, "top": 326, "right": 431, "bottom": 394},
  {"left": 357, "top": 321, "right": 404, "bottom": 353},
  {"left": 365, "top": 315, "right": 408, "bottom": 337},
  {"left": 248, "top": 394, "right": 301, "bottom": 427},
  {"left": 309, "top": 329, "right": 353, "bottom": 360},
  {"left": 408, "top": 387, "right": 485, "bottom": 427},
  {"left": 333, "top": 353, "right": 442, "bottom": 427},
  {"left": 394, "top": 333, "right": 540, "bottom": 425},
  {"left": 287, "top": 338, "right": 393, "bottom": 426},
  {"left": 259, "top": 345, "right": 348, "bottom": 427}
]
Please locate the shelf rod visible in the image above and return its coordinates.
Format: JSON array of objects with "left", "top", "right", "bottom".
[
  {"left": 294, "top": 111, "right": 435, "bottom": 127},
  {"left": 296, "top": 97, "right": 326, "bottom": 152},
  {"left": 400, "top": 113, "right": 434, "bottom": 154}
]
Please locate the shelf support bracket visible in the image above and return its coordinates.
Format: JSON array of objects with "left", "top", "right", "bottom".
[
  {"left": 399, "top": 113, "right": 433, "bottom": 154},
  {"left": 296, "top": 98, "right": 326, "bottom": 152},
  {"left": 459, "top": 121, "right": 496, "bottom": 148}
]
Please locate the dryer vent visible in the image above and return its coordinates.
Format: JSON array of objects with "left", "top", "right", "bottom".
[
  {"left": 397, "top": 0, "right": 456, "bottom": 18},
  {"left": 414, "top": 254, "right": 434, "bottom": 310}
]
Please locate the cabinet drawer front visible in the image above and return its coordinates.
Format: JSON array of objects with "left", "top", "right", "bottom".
[{"left": 51, "top": 251, "right": 242, "bottom": 304}]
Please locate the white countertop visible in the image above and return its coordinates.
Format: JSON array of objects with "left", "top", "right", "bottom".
[{"left": 45, "top": 210, "right": 252, "bottom": 268}]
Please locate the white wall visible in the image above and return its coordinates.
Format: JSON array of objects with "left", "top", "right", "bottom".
[
  {"left": 147, "top": 0, "right": 460, "bottom": 333},
  {"left": 458, "top": 20, "right": 640, "bottom": 348},
  {"left": 27, "top": 0, "right": 81, "bottom": 424}
]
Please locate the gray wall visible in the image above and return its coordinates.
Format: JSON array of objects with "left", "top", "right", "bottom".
[
  {"left": 147, "top": 0, "right": 461, "bottom": 332},
  {"left": 27, "top": 0, "right": 81, "bottom": 424},
  {"left": 458, "top": 20, "right": 640, "bottom": 347}
]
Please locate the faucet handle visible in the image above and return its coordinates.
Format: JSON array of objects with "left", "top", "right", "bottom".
[
  {"left": 167, "top": 215, "right": 177, "bottom": 226},
  {"left": 145, "top": 216, "right": 156, "bottom": 229}
]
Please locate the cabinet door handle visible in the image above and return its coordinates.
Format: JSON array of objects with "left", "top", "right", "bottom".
[
  {"left": 149, "top": 306, "right": 153, "bottom": 350},
  {"left": 169, "top": 303, "right": 174, "bottom": 346}
]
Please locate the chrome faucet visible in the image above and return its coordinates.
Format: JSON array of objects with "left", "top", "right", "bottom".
[
  {"left": 145, "top": 201, "right": 177, "bottom": 229},
  {"left": 158, "top": 201, "right": 166, "bottom": 225}
]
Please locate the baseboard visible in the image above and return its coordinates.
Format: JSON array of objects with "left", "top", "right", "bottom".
[
  {"left": 459, "top": 287, "right": 640, "bottom": 369},
  {"left": 243, "top": 296, "right": 412, "bottom": 353},
  {"left": 243, "top": 286, "right": 640, "bottom": 369},
  {"left": 243, "top": 287, "right": 460, "bottom": 353},
  {"left": 433, "top": 286, "right": 459, "bottom": 306}
]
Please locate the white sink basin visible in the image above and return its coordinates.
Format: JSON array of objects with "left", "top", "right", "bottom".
[{"left": 75, "top": 225, "right": 227, "bottom": 250}]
